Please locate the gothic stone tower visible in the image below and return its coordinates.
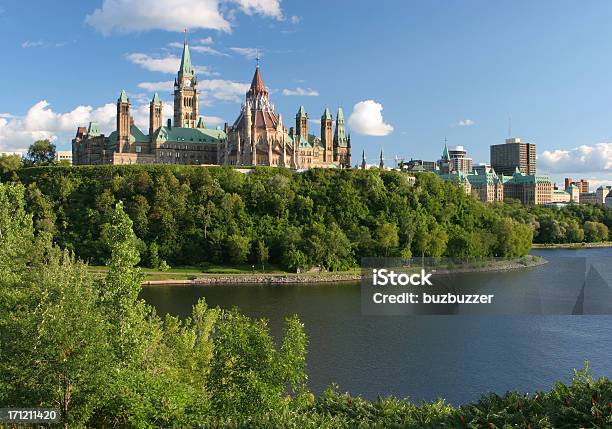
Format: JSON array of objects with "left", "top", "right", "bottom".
[
  {"left": 321, "top": 108, "right": 333, "bottom": 163},
  {"left": 174, "top": 40, "right": 199, "bottom": 128},
  {"left": 333, "top": 107, "right": 351, "bottom": 168},
  {"left": 296, "top": 105, "right": 308, "bottom": 141},
  {"left": 149, "top": 92, "right": 162, "bottom": 137},
  {"left": 117, "top": 89, "right": 131, "bottom": 153}
]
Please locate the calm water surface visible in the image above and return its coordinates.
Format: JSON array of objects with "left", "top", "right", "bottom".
[{"left": 140, "top": 248, "right": 612, "bottom": 405}]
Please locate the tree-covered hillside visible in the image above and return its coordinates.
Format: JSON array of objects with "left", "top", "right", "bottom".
[
  {"left": 13, "top": 166, "right": 533, "bottom": 269},
  {"left": 0, "top": 180, "right": 610, "bottom": 427}
]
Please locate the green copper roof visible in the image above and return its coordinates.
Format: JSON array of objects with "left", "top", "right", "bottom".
[
  {"left": 179, "top": 41, "right": 194, "bottom": 76},
  {"left": 107, "top": 125, "right": 150, "bottom": 149},
  {"left": 152, "top": 126, "right": 226, "bottom": 144},
  {"left": 87, "top": 122, "right": 101, "bottom": 136},
  {"left": 467, "top": 171, "right": 503, "bottom": 185},
  {"left": 118, "top": 89, "right": 129, "bottom": 103},
  {"left": 438, "top": 171, "right": 470, "bottom": 182},
  {"left": 321, "top": 108, "right": 332, "bottom": 120},
  {"left": 297, "top": 105, "right": 306, "bottom": 118},
  {"left": 505, "top": 170, "right": 552, "bottom": 185},
  {"left": 441, "top": 143, "right": 450, "bottom": 161},
  {"left": 196, "top": 117, "right": 206, "bottom": 128},
  {"left": 151, "top": 92, "right": 161, "bottom": 104},
  {"left": 334, "top": 107, "right": 348, "bottom": 147}
]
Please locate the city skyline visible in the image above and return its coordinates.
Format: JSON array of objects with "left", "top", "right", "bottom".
[{"left": 2, "top": 1, "right": 612, "bottom": 185}]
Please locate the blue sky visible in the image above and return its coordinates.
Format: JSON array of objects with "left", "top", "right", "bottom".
[{"left": 1, "top": 0, "right": 612, "bottom": 185}]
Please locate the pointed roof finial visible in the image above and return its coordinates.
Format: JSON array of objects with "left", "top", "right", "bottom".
[
  {"left": 256, "top": 49, "right": 260, "bottom": 67},
  {"left": 179, "top": 35, "right": 193, "bottom": 77},
  {"left": 118, "top": 89, "right": 129, "bottom": 103},
  {"left": 248, "top": 62, "right": 267, "bottom": 96},
  {"left": 442, "top": 139, "right": 450, "bottom": 160}
]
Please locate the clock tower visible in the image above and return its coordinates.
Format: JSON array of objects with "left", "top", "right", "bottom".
[{"left": 174, "top": 40, "right": 199, "bottom": 128}]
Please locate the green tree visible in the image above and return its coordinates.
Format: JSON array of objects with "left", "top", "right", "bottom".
[
  {"left": 254, "top": 239, "right": 269, "bottom": 271},
  {"left": 584, "top": 221, "right": 608, "bottom": 242},
  {"left": 25, "top": 139, "right": 56, "bottom": 166},
  {"left": 376, "top": 222, "right": 399, "bottom": 256},
  {"left": 208, "top": 311, "right": 308, "bottom": 420},
  {"left": 226, "top": 233, "right": 250, "bottom": 264},
  {"left": 0, "top": 154, "right": 23, "bottom": 177}
]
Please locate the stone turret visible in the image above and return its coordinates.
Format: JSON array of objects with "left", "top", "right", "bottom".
[{"left": 117, "top": 90, "right": 131, "bottom": 153}]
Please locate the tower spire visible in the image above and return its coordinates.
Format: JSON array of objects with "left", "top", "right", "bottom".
[
  {"left": 179, "top": 38, "right": 193, "bottom": 77},
  {"left": 248, "top": 62, "right": 267, "bottom": 95}
]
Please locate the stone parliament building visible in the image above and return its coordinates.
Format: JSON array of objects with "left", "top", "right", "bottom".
[{"left": 72, "top": 41, "right": 351, "bottom": 169}]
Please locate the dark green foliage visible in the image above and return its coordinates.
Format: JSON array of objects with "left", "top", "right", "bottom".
[
  {"left": 492, "top": 201, "right": 612, "bottom": 244},
  {"left": 25, "top": 139, "right": 56, "bottom": 166},
  {"left": 14, "top": 166, "right": 537, "bottom": 271},
  {"left": 0, "top": 182, "right": 610, "bottom": 427}
]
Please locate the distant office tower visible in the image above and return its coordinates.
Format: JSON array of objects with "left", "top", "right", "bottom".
[
  {"left": 438, "top": 143, "right": 473, "bottom": 174},
  {"left": 565, "top": 177, "right": 589, "bottom": 193},
  {"left": 490, "top": 137, "right": 536, "bottom": 176}
]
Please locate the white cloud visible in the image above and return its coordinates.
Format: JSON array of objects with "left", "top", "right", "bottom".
[
  {"left": 540, "top": 143, "right": 612, "bottom": 174},
  {"left": 85, "top": 0, "right": 232, "bottom": 35},
  {"left": 138, "top": 81, "right": 174, "bottom": 92},
  {"left": 201, "top": 79, "right": 250, "bottom": 102},
  {"left": 138, "top": 79, "right": 249, "bottom": 103},
  {"left": 458, "top": 119, "right": 475, "bottom": 126},
  {"left": 204, "top": 116, "right": 226, "bottom": 127},
  {"left": 232, "top": 0, "right": 282, "bottom": 19},
  {"left": 191, "top": 45, "right": 227, "bottom": 56},
  {"left": 290, "top": 15, "right": 301, "bottom": 24},
  {"left": 348, "top": 100, "right": 393, "bottom": 136},
  {"left": 85, "top": 0, "right": 283, "bottom": 35},
  {"left": 0, "top": 101, "right": 116, "bottom": 151},
  {"left": 230, "top": 47, "right": 260, "bottom": 59},
  {"left": 126, "top": 53, "right": 181, "bottom": 73},
  {"left": 21, "top": 40, "right": 44, "bottom": 48},
  {"left": 168, "top": 39, "right": 227, "bottom": 56},
  {"left": 126, "top": 53, "right": 214, "bottom": 75},
  {"left": 282, "top": 87, "right": 319, "bottom": 97}
]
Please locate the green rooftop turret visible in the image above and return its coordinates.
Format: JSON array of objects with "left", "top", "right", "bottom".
[
  {"left": 333, "top": 107, "right": 348, "bottom": 147},
  {"left": 441, "top": 143, "right": 449, "bottom": 161},
  {"left": 179, "top": 40, "right": 194, "bottom": 77},
  {"left": 321, "top": 107, "right": 332, "bottom": 120},
  {"left": 297, "top": 105, "right": 306, "bottom": 118},
  {"left": 118, "top": 89, "right": 129, "bottom": 103},
  {"left": 151, "top": 92, "right": 161, "bottom": 105}
]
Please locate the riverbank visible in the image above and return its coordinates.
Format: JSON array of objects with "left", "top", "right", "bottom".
[
  {"left": 531, "top": 241, "right": 612, "bottom": 249},
  {"left": 140, "top": 256, "right": 546, "bottom": 286}
]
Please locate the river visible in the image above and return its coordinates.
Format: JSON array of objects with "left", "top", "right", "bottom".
[{"left": 140, "top": 248, "right": 612, "bottom": 405}]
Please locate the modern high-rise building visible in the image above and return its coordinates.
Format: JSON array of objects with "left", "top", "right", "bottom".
[
  {"left": 490, "top": 137, "right": 536, "bottom": 176},
  {"left": 564, "top": 177, "right": 589, "bottom": 193},
  {"left": 438, "top": 144, "right": 473, "bottom": 174}
]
